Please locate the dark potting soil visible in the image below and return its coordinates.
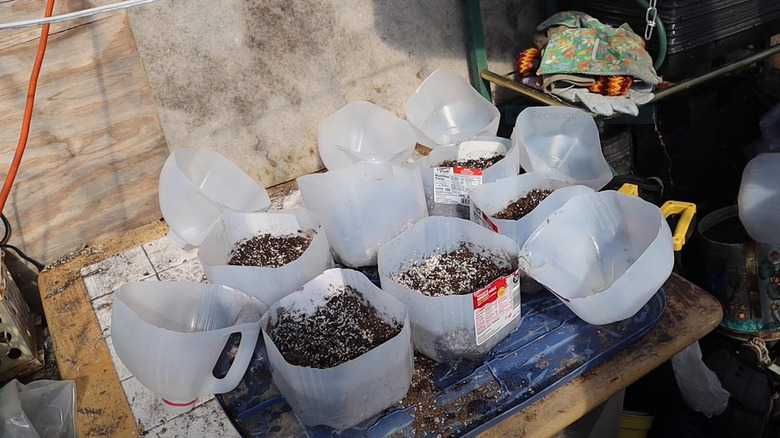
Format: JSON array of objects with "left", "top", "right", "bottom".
[
  {"left": 228, "top": 232, "right": 312, "bottom": 268},
  {"left": 268, "top": 286, "right": 402, "bottom": 369},
  {"left": 392, "top": 244, "right": 516, "bottom": 297},
  {"left": 493, "top": 188, "right": 554, "bottom": 220},
  {"left": 439, "top": 154, "right": 504, "bottom": 170}
]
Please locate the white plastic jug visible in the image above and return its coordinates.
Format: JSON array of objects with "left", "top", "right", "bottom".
[
  {"left": 405, "top": 69, "right": 500, "bottom": 148},
  {"left": 377, "top": 216, "right": 522, "bottom": 362},
  {"left": 261, "top": 268, "right": 413, "bottom": 430},
  {"left": 111, "top": 282, "right": 266, "bottom": 413},
  {"left": 519, "top": 191, "right": 673, "bottom": 325},
  {"left": 297, "top": 162, "right": 428, "bottom": 267},
  {"left": 417, "top": 136, "right": 520, "bottom": 218},
  {"left": 511, "top": 107, "right": 612, "bottom": 190},
  {"left": 198, "top": 209, "right": 333, "bottom": 306},
  {"left": 317, "top": 101, "right": 417, "bottom": 170},
  {"left": 158, "top": 147, "right": 271, "bottom": 248},
  {"left": 738, "top": 153, "right": 780, "bottom": 243},
  {"left": 469, "top": 172, "right": 594, "bottom": 246}
]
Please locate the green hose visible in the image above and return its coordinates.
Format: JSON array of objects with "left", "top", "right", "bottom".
[{"left": 635, "top": 0, "right": 667, "bottom": 70}]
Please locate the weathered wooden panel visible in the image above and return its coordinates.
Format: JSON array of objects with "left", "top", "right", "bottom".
[{"left": 0, "top": 1, "right": 169, "bottom": 263}]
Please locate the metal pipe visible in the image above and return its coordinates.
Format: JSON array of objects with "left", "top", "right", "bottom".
[
  {"left": 465, "top": 0, "right": 491, "bottom": 100},
  {"left": 479, "top": 70, "right": 567, "bottom": 108},
  {"left": 652, "top": 44, "right": 780, "bottom": 102}
]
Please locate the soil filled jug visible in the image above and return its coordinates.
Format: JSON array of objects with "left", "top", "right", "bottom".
[
  {"left": 378, "top": 216, "right": 522, "bottom": 362},
  {"left": 261, "top": 268, "right": 413, "bottom": 430},
  {"left": 469, "top": 172, "right": 593, "bottom": 246},
  {"left": 417, "top": 136, "right": 520, "bottom": 219},
  {"left": 198, "top": 209, "right": 333, "bottom": 306}
]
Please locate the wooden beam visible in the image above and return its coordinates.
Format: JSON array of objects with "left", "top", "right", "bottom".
[{"left": 37, "top": 219, "right": 167, "bottom": 437}]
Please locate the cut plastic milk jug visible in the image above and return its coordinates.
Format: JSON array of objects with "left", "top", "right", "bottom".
[
  {"left": 405, "top": 68, "right": 500, "bottom": 148},
  {"left": 261, "top": 268, "right": 413, "bottom": 429},
  {"left": 111, "top": 282, "right": 266, "bottom": 413},
  {"left": 738, "top": 153, "right": 780, "bottom": 243},
  {"left": 198, "top": 209, "right": 334, "bottom": 306},
  {"left": 511, "top": 107, "right": 612, "bottom": 190},
  {"left": 297, "top": 161, "right": 428, "bottom": 267},
  {"left": 469, "top": 172, "right": 594, "bottom": 246},
  {"left": 317, "top": 100, "right": 417, "bottom": 170},
  {"left": 378, "top": 216, "right": 522, "bottom": 362},
  {"left": 158, "top": 147, "right": 271, "bottom": 248},
  {"left": 417, "top": 136, "right": 520, "bottom": 218},
  {"left": 519, "top": 191, "right": 673, "bottom": 325}
]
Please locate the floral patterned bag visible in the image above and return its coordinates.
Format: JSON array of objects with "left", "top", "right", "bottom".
[{"left": 536, "top": 11, "right": 660, "bottom": 89}]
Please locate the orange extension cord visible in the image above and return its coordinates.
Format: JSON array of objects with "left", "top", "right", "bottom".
[{"left": 0, "top": 0, "right": 56, "bottom": 215}]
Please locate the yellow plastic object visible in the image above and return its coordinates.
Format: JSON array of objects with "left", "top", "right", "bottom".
[
  {"left": 617, "top": 183, "right": 639, "bottom": 197},
  {"left": 617, "top": 183, "right": 696, "bottom": 251},
  {"left": 660, "top": 201, "right": 696, "bottom": 251}
]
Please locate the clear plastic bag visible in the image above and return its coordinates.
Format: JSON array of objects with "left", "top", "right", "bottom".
[
  {"left": 0, "top": 379, "right": 76, "bottom": 438},
  {"left": 671, "top": 341, "right": 729, "bottom": 418}
]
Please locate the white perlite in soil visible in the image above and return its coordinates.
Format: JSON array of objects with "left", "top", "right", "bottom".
[{"left": 391, "top": 244, "right": 515, "bottom": 297}]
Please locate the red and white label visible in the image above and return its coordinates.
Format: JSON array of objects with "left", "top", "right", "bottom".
[
  {"left": 433, "top": 167, "right": 483, "bottom": 206},
  {"left": 473, "top": 271, "right": 521, "bottom": 345},
  {"left": 472, "top": 205, "right": 499, "bottom": 233}
]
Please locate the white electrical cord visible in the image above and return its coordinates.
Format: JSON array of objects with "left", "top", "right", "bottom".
[{"left": 0, "top": 0, "right": 166, "bottom": 31}]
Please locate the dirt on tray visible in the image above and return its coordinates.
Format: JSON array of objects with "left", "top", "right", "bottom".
[
  {"left": 397, "top": 355, "right": 504, "bottom": 437},
  {"left": 392, "top": 244, "right": 516, "bottom": 297},
  {"left": 228, "top": 232, "right": 312, "bottom": 268},
  {"left": 439, "top": 154, "right": 504, "bottom": 170},
  {"left": 267, "top": 285, "right": 401, "bottom": 369},
  {"left": 493, "top": 188, "right": 553, "bottom": 220}
]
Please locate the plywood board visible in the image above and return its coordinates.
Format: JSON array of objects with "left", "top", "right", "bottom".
[{"left": 0, "top": 0, "right": 169, "bottom": 263}]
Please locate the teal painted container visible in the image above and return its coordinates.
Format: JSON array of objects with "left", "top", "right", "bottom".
[{"left": 698, "top": 206, "right": 780, "bottom": 340}]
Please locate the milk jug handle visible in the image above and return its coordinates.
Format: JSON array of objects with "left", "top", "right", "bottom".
[{"left": 202, "top": 327, "right": 257, "bottom": 395}]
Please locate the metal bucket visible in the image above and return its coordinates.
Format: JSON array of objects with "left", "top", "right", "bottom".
[{"left": 698, "top": 206, "right": 780, "bottom": 341}]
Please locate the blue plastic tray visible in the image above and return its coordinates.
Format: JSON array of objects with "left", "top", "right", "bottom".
[{"left": 216, "top": 288, "right": 666, "bottom": 437}]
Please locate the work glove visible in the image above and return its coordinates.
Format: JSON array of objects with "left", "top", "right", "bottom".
[{"left": 550, "top": 82, "right": 654, "bottom": 116}]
